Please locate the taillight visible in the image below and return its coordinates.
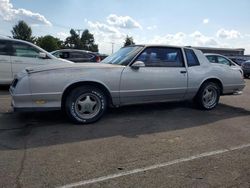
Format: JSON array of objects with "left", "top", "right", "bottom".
[{"left": 96, "top": 56, "right": 101, "bottom": 63}]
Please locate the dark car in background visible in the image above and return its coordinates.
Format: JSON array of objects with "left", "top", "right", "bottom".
[
  {"left": 93, "top": 52, "right": 108, "bottom": 60},
  {"left": 241, "top": 60, "right": 250, "bottom": 78},
  {"left": 51, "top": 49, "right": 105, "bottom": 63}
]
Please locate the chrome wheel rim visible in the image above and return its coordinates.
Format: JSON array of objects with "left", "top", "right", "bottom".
[
  {"left": 202, "top": 86, "right": 217, "bottom": 108},
  {"left": 75, "top": 93, "right": 101, "bottom": 119}
]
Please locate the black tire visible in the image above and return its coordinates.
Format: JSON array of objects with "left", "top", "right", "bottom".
[
  {"left": 65, "top": 86, "right": 107, "bottom": 124},
  {"left": 194, "top": 82, "right": 220, "bottom": 110}
]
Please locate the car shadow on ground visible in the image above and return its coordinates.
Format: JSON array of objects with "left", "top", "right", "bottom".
[{"left": 0, "top": 101, "right": 250, "bottom": 151}]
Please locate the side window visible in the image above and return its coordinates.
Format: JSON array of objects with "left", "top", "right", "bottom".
[
  {"left": 184, "top": 49, "right": 200, "bottom": 67},
  {"left": 61, "top": 52, "right": 70, "bottom": 59},
  {"left": 206, "top": 55, "right": 217, "bottom": 63},
  {"left": 0, "top": 40, "right": 10, "bottom": 56},
  {"left": 52, "top": 52, "right": 61, "bottom": 58},
  {"left": 70, "top": 52, "right": 85, "bottom": 58},
  {"left": 135, "top": 47, "right": 184, "bottom": 67},
  {"left": 85, "top": 53, "right": 95, "bottom": 59},
  {"left": 217, "top": 56, "right": 231, "bottom": 66},
  {"left": 12, "top": 42, "right": 40, "bottom": 58}
]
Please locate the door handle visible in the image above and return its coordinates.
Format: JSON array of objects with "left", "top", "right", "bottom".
[{"left": 180, "top": 70, "right": 187, "bottom": 74}]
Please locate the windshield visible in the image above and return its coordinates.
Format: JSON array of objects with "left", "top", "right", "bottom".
[{"left": 101, "top": 46, "right": 144, "bottom": 65}]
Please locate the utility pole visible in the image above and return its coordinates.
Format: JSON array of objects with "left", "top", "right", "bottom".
[{"left": 111, "top": 42, "right": 114, "bottom": 54}]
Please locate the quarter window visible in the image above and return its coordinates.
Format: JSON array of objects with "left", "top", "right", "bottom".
[
  {"left": 185, "top": 49, "right": 200, "bottom": 66},
  {"left": 136, "top": 47, "right": 184, "bottom": 67},
  {"left": 0, "top": 40, "right": 10, "bottom": 56},
  {"left": 12, "top": 42, "right": 40, "bottom": 58}
]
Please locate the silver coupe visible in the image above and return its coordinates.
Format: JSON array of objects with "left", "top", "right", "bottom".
[{"left": 10, "top": 45, "right": 245, "bottom": 124}]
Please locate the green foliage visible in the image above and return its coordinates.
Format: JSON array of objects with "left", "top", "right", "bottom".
[
  {"left": 64, "top": 29, "right": 99, "bottom": 52},
  {"left": 36, "top": 35, "right": 62, "bottom": 52},
  {"left": 10, "top": 22, "right": 99, "bottom": 52},
  {"left": 124, "top": 35, "right": 135, "bottom": 47},
  {"left": 81, "top": 29, "right": 98, "bottom": 52},
  {"left": 11, "top": 20, "right": 35, "bottom": 42},
  {"left": 64, "top": 29, "right": 83, "bottom": 49}
]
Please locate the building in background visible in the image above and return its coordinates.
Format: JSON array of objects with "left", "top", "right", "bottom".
[{"left": 189, "top": 46, "right": 250, "bottom": 65}]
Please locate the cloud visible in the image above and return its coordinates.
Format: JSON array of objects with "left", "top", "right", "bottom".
[
  {"left": 87, "top": 20, "right": 126, "bottom": 54},
  {"left": 142, "top": 31, "right": 218, "bottom": 47},
  {"left": 150, "top": 32, "right": 186, "bottom": 45},
  {"left": 57, "top": 32, "right": 68, "bottom": 40},
  {"left": 146, "top": 25, "right": 157, "bottom": 30},
  {"left": 87, "top": 21, "right": 120, "bottom": 34},
  {"left": 203, "top": 18, "right": 209, "bottom": 24},
  {"left": 0, "top": 0, "right": 51, "bottom": 26},
  {"left": 216, "top": 28, "right": 241, "bottom": 39},
  {"left": 107, "top": 14, "right": 142, "bottom": 29},
  {"left": 190, "top": 31, "right": 218, "bottom": 46}
]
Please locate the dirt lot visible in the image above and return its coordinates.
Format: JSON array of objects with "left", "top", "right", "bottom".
[{"left": 0, "top": 81, "right": 250, "bottom": 188}]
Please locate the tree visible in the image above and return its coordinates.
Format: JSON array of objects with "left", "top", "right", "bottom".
[
  {"left": 11, "top": 20, "right": 35, "bottom": 42},
  {"left": 123, "top": 35, "right": 135, "bottom": 47},
  {"left": 64, "top": 29, "right": 83, "bottom": 49},
  {"left": 81, "top": 29, "right": 98, "bottom": 52},
  {"left": 36, "top": 35, "right": 62, "bottom": 52}
]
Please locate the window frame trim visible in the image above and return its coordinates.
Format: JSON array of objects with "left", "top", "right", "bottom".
[{"left": 132, "top": 46, "right": 185, "bottom": 68}]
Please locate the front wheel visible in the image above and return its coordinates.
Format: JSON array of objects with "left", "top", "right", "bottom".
[
  {"left": 65, "top": 86, "right": 107, "bottom": 124},
  {"left": 194, "top": 82, "right": 220, "bottom": 110}
]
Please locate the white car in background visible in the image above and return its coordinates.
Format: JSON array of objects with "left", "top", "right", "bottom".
[
  {"left": 0, "top": 37, "right": 72, "bottom": 85},
  {"left": 205, "top": 53, "right": 243, "bottom": 75}
]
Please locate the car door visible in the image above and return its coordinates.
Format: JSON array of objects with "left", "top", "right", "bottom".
[
  {"left": 10, "top": 41, "right": 50, "bottom": 77},
  {"left": 69, "top": 51, "right": 93, "bottom": 63},
  {"left": 120, "top": 47, "right": 188, "bottom": 105},
  {"left": 0, "top": 40, "right": 12, "bottom": 84}
]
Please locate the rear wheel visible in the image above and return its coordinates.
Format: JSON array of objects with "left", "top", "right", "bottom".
[
  {"left": 194, "top": 82, "right": 220, "bottom": 110},
  {"left": 65, "top": 86, "right": 107, "bottom": 124}
]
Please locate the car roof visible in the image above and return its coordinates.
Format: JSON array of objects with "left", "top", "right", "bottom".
[
  {"left": 52, "top": 49, "right": 94, "bottom": 54},
  {"left": 129, "top": 44, "right": 192, "bottom": 49}
]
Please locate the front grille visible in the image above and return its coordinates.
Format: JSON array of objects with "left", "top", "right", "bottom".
[{"left": 11, "top": 78, "right": 18, "bottom": 88}]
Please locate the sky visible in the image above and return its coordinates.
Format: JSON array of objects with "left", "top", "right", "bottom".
[{"left": 0, "top": 0, "right": 250, "bottom": 54}]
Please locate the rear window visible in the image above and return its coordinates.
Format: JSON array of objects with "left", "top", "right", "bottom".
[
  {"left": 0, "top": 40, "right": 9, "bottom": 56},
  {"left": 185, "top": 49, "right": 200, "bottom": 67}
]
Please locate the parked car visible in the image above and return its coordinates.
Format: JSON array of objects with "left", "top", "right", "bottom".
[
  {"left": 51, "top": 49, "right": 102, "bottom": 63},
  {"left": 230, "top": 58, "right": 245, "bottom": 66},
  {"left": 10, "top": 45, "right": 245, "bottom": 124},
  {"left": 241, "top": 60, "right": 250, "bottom": 78},
  {"left": 205, "top": 53, "right": 243, "bottom": 75},
  {"left": 0, "top": 37, "right": 72, "bottom": 85}
]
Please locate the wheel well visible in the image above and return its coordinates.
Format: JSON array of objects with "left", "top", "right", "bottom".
[
  {"left": 61, "top": 81, "right": 113, "bottom": 109},
  {"left": 201, "top": 78, "right": 223, "bottom": 94}
]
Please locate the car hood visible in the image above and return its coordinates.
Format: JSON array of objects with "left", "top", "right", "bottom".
[{"left": 25, "top": 63, "right": 124, "bottom": 73}]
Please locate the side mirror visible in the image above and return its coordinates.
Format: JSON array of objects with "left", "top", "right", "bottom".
[
  {"left": 38, "top": 52, "right": 47, "bottom": 59},
  {"left": 131, "top": 61, "right": 145, "bottom": 69}
]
